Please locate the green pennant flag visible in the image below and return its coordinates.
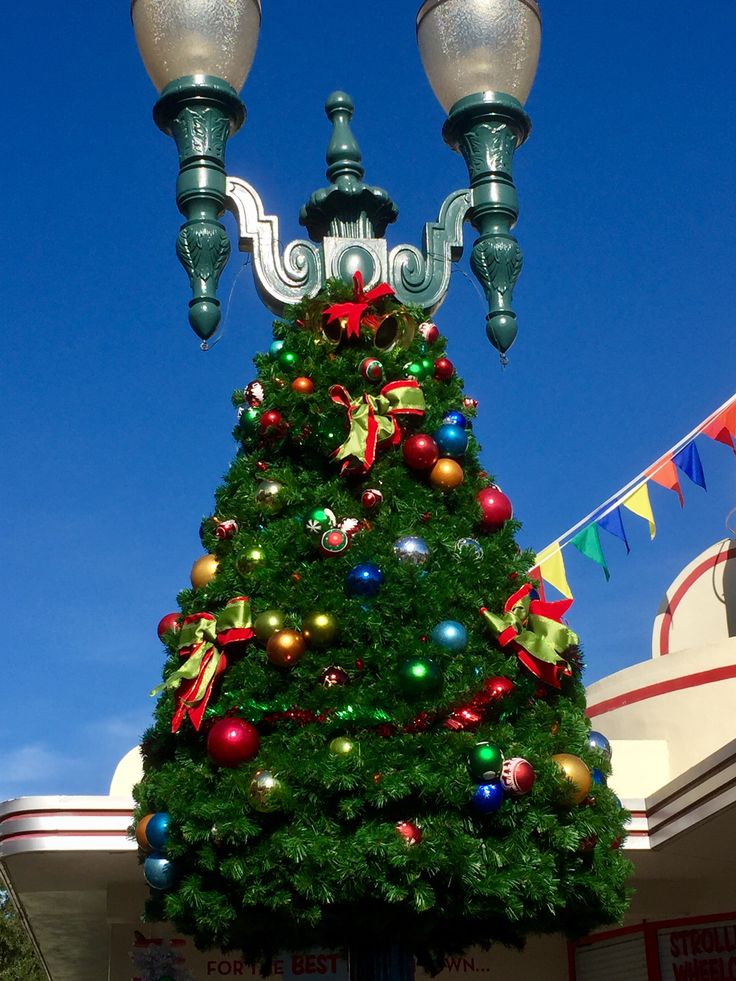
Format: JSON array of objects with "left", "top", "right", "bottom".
[{"left": 571, "top": 523, "right": 610, "bottom": 581}]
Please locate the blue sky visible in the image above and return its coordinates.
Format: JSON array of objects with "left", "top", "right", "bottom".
[{"left": 2, "top": 1, "right": 735, "bottom": 798}]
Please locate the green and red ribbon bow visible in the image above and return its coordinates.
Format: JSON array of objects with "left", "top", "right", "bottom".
[
  {"left": 151, "top": 596, "right": 255, "bottom": 733},
  {"left": 323, "top": 270, "right": 395, "bottom": 340},
  {"left": 481, "top": 583, "right": 579, "bottom": 688},
  {"left": 329, "top": 379, "right": 425, "bottom": 473}
]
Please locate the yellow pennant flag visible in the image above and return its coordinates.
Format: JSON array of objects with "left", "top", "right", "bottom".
[
  {"left": 622, "top": 483, "right": 656, "bottom": 539},
  {"left": 535, "top": 542, "right": 573, "bottom": 599}
]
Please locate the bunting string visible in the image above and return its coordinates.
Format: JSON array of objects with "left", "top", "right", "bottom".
[{"left": 532, "top": 393, "right": 736, "bottom": 598}]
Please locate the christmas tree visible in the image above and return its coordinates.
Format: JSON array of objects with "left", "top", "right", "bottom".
[{"left": 133, "top": 278, "right": 630, "bottom": 978}]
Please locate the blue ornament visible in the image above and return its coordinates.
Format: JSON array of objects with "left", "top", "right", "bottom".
[
  {"left": 471, "top": 780, "right": 505, "bottom": 814},
  {"left": 587, "top": 730, "right": 612, "bottom": 760},
  {"left": 455, "top": 537, "right": 483, "bottom": 561},
  {"left": 443, "top": 410, "right": 468, "bottom": 429},
  {"left": 346, "top": 563, "right": 384, "bottom": 598},
  {"left": 145, "top": 812, "right": 171, "bottom": 851},
  {"left": 430, "top": 620, "right": 468, "bottom": 652},
  {"left": 269, "top": 339, "right": 285, "bottom": 358},
  {"left": 434, "top": 424, "right": 469, "bottom": 458},
  {"left": 393, "top": 536, "right": 430, "bottom": 566},
  {"left": 591, "top": 767, "right": 607, "bottom": 786},
  {"left": 143, "top": 854, "right": 178, "bottom": 891}
]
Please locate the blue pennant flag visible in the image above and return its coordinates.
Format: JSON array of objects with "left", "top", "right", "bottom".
[
  {"left": 673, "top": 442, "right": 707, "bottom": 490},
  {"left": 596, "top": 507, "right": 630, "bottom": 554}
]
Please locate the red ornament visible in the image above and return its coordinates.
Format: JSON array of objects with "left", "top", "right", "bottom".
[
  {"left": 403, "top": 434, "right": 439, "bottom": 471},
  {"left": 355, "top": 658, "right": 365, "bottom": 671},
  {"left": 485, "top": 676, "right": 515, "bottom": 700},
  {"left": 260, "top": 409, "right": 287, "bottom": 434},
  {"left": 319, "top": 665, "right": 350, "bottom": 688},
  {"left": 244, "top": 380, "right": 265, "bottom": 407},
  {"left": 214, "top": 519, "right": 239, "bottom": 541},
  {"left": 361, "top": 488, "right": 384, "bottom": 510},
  {"left": 395, "top": 821, "right": 422, "bottom": 846},
  {"left": 579, "top": 835, "right": 598, "bottom": 853},
  {"left": 421, "top": 512, "right": 432, "bottom": 523},
  {"left": 256, "top": 461, "right": 269, "bottom": 472},
  {"left": 501, "top": 757, "right": 536, "bottom": 796},
  {"left": 156, "top": 612, "right": 181, "bottom": 642},
  {"left": 207, "top": 719, "right": 260, "bottom": 768},
  {"left": 477, "top": 486, "right": 513, "bottom": 532},
  {"left": 418, "top": 321, "right": 440, "bottom": 345},
  {"left": 463, "top": 397, "right": 479, "bottom": 410},
  {"left": 433, "top": 357, "right": 455, "bottom": 381}
]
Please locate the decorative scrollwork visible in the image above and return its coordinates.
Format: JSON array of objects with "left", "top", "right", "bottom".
[
  {"left": 388, "top": 189, "right": 471, "bottom": 313},
  {"left": 226, "top": 177, "right": 325, "bottom": 315}
]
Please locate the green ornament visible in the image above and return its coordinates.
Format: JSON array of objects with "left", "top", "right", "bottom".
[
  {"left": 239, "top": 407, "right": 260, "bottom": 433},
  {"left": 404, "top": 361, "right": 425, "bottom": 381},
  {"left": 397, "top": 657, "right": 442, "bottom": 699},
  {"left": 305, "top": 506, "right": 335, "bottom": 537},
  {"left": 277, "top": 349, "right": 298, "bottom": 369},
  {"left": 237, "top": 546, "right": 266, "bottom": 574},
  {"left": 303, "top": 611, "right": 339, "bottom": 647},
  {"left": 420, "top": 357, "right": 434, "bottom": 376},
  {"left": 468, "top": 742, "right": 503, "bottom": 782},
  {"left": 329, "top": 736, "right": 355, "bottom": 756},
  {"left": 314, "top": 415, "right": 344, "bottom": 452},
  {"left": 248, "top": 770, "right": 283, "bottom": 812},
  {"left": 254, "top": 609, "right": 286, "bottom": 643},
  {"left": 255, "top": 479, "right": 285, "bottom": 513}
]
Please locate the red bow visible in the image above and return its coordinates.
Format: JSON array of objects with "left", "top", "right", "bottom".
[{"left": 323, "top": 271, "right": 395, "bottom": 340}]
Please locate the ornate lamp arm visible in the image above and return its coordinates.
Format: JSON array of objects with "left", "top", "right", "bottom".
[
  {"left": 225, "top": 178, "right": 324, "bottom": 315},
  {"left": 389, "top": 188, "right": 471, "bottom": 312},
  {"left": 443, "top": 93, "right": 531, "bottom": 356}
]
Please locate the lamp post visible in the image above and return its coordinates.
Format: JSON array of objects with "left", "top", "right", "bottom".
[
  {"left": 131, "top": 3, "right": 541, "bottom": 979},
  {"left": 132, "top": 0, "right": 540, "bottom": 359}
]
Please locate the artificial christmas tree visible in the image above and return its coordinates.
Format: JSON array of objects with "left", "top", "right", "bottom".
[{"left": 133, "top": 279, "right": 630, "bottom": 979}]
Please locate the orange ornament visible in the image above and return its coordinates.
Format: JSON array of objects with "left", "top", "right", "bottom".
[
  {"left": 191, "top": 553, "right": 219, "bottom": 590},
  {"left": 266, "top": 629, "right": 306, "bottom": 668},
  {"left": 291, "top": 376, "right": 315, "bottom": 394},
  {"left": 135, "top": 814, "right": 154, "bottom": 850},
  {"left": 429, "top": 458, "right": 464, "bottom": 491}
]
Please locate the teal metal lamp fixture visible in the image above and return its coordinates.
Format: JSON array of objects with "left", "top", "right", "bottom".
[
  {"left": 417, "top": 0, "right": 540, "bottom": 355},
  {"left": 132, "top": 0, "right": 541, "bottom": 357}
]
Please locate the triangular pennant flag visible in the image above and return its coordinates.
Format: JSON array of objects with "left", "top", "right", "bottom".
[
  {"left": 597, "top": 507, "right": 630, "bottom": 554},
  {"left": 648, "top": 458, "right": 684, "bottom": 507},
  {"left": 571, "top": 524, "right": 610, "bottom": 580},
  {"left": 702, "top": 413, "right": 736, "bottom": 453},
  {"left": 622, "top": 484, "right": 656, "bottom": 539},
  {"left": 535, "top": 542, "right": 573, "bottom": 599},
  {"left": 527, "top": 566, "right": 547, "bottom": 601},
  {"left": 673, "top": 442, "right": 706, "bottom": 491}
]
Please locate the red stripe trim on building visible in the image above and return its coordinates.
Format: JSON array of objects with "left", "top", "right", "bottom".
[
  {"left": 0, "top": 830, "right": 131, "bottom": 844},
  {"left": 658, "top": 545, "right": 736, "bottom": 655},
  {"left": 0, "top": 809, "right": 133, "bottom": 822},
  {"left": 586, "top": 664, "right": 736, "bottom": 718}
]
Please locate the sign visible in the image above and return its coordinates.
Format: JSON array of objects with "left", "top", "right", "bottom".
[{"left": 658, "top": 918, "right": 736, "bottom": 981}]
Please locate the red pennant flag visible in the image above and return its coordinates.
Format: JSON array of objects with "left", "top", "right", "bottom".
[{"left": 702, "top": 404, "right": 736, "bottom": 453}]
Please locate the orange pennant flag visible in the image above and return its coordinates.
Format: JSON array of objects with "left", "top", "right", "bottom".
[{"left": 647, "top": 458, "right": 684, "bottom": 507}]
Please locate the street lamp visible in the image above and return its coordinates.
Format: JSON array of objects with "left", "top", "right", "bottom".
[{"left": 132, "top": 0, "right": 540, "bottom": 357}]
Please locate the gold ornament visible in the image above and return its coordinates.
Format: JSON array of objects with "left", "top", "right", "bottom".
[
  {"left": 302, "top": 611, "right": 339, "bottom": 648},
  {"left": 248, "top": 770, "right": 283, "bottom": 812},
  {"left": 254, "top": 610, "right": 286, "bottom": 643},
  {"left": 321, "top": 313, "right": 348, "bottom": 345},
  {"left": 237, "top": 546, "right": 266, "bottom": 574},
  {"left": 429, "top": 458, "right": 464, "bottom": 491},
  {"left": 266, "top": 629, "right": 306, "bottom": 668},
  {"left": 551, "top": 753, "right": 592, "bottom": 805},
  {"left": 255, "top": 479, "right": 285, "bottom": 513},
  {"left": 329, "top": 736, "right": 355, "bottom": 756},
  {"left": 191, "top": 553, "right": 219, "bottom": 590}
]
